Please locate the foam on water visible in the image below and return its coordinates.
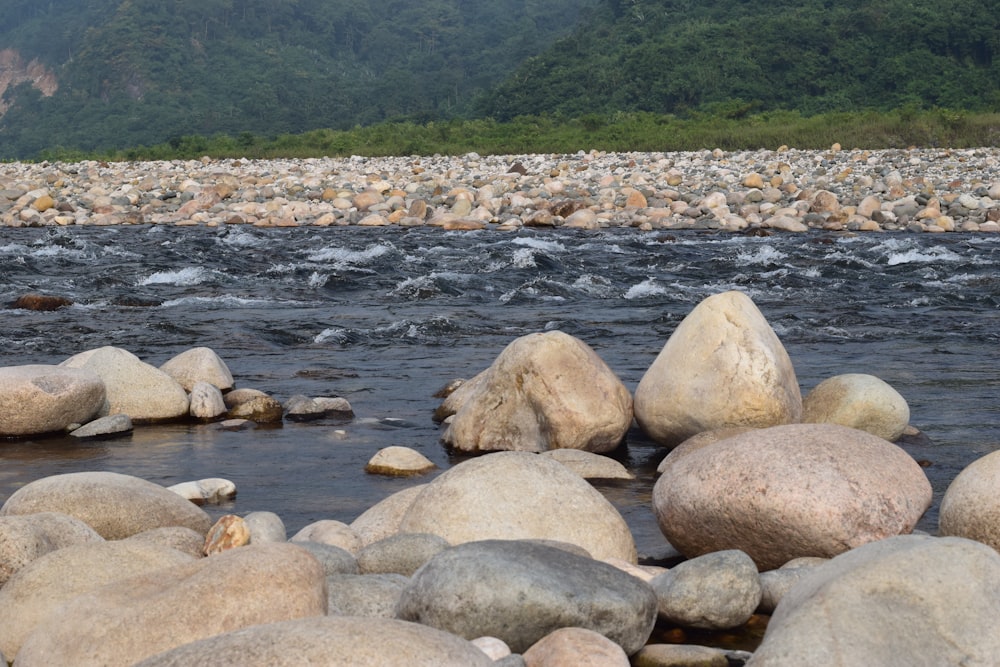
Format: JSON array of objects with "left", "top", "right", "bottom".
[
  {"left": 624, "top": 278, "right": 668, "bottom": 300},
  {"left": 138, "top": 266, "right": 215, "bottom": 286},
  {"left": 160, "top": 295, "right": 273, "bottom": 307},
  {"left": 307, "top": 242, "right": 393, "bottom": 266},
  {"left": 734, "top": 245, "right": 789, "bottom": 266},
  {"left": 509, "top": 237, "right": 567, "bottom": 253}
]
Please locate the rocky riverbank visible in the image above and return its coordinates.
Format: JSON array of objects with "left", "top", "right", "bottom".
[{"left": 3, "top": 146, "right": 1000, "bottom": 233}]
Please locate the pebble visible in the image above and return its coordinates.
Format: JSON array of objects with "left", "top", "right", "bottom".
[{"left": 1, "top": 148, "right": 998, "bottom": 232}]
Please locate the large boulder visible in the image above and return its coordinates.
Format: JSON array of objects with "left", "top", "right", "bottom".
[
  {"left": 801, "top": 373, "right": 910, "bottom": 441},
  {"left": 437, "top": 331, "right": 633, "bottom": 453},
  {"left": 398, "top": 451, "right": 637, "bottom": 563},
  {"left": 349, "top": 485, "right": 427, "bottom": 548},
  {"left": 395, "top": 539, "right": 657, "bottom": 655},
  {"left": 0, "top": 540, "right": 196, "bottom": 660},
  {"left": 747, "top": 535, "right": 1000, "bottom": 666},
  {"left": 61, "top": 346, "right": 189, "bottom": 422},
  {"left": 158, "top": 346, "right": 235, "bottom": 392},
  {"left": 132, "top": 616, "right": 494, "bottom": 667},
  {"left": 0, "top": 471, "right": 212, "bottom": 539},
  {"left": 653, "top": 423, "right": 932, "bottom": 570},
  {"left": 0, "top": 512, "right": 104, "bottom": 586},
  {"left": 634, "top": 291, "right": 801, "bottom": 446},
  {"left": 939, "top": 449, "right": 1000, "bottom": 551},
  {"left": 14, "top": 542, "right": 327, "bottom": 667},
  {"left": 0, "top": 365, "right": 105, "bottom": 436}
]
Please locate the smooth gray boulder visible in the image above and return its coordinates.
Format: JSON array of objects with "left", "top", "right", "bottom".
[
  {"left": 243, "top": 510, "right": 287, "bottom": 543},
  {"left": 650, "top": 549, "right": 762, "bottom": 630},
  {"left": 326, "top": 573, "right": 409, "bottom": 617},
  {"left": 291, "top": 541, "right": 359, "bottom": 575},
  {"left": 0, "top": 471, "right": 212, "bottom": 539},
  {"left": 15, "top": 542, "right": 327, "bottom": 667},
  {"left": 131, "top": 616, "right": 493, "bottom": 667},
  {"left": 634, "top": 291, "right": 801, "bottom": 446},
  {"left": 0, "top": 364, "right": 105, "bottom": 436},
  {"left": 748, "top": 535, "right": 1000, "bottom": 666},
  {"left": 395, "top": 539, "right": 657, "bottom": 655},
  {"left": 356, "top": 532, "right": 450, "bottom": 576},
  {"left": 437, "top": 330, "right": 633, "bottom": 453},
  {"left": 653, "top": 423, "right": 932, "bottom": 570},
  {"left": 398, "top": 452, "right": 637, "bottom": 563}
]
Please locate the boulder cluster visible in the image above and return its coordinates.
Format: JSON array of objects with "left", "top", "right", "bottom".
[
  {"left": 3, "top": 289, "right": 1000, "bottom": 665},
  {"left": 3, "top": 147, "right": 1000, "bottom": 233}
]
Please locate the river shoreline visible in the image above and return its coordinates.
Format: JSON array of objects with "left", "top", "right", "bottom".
[{"left": 3, "top": 147, "right": 1000, "bottom": 234}]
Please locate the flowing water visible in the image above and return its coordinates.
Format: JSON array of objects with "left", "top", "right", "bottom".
[{"left": 1, "top": 225, "right": 998, "bottom": 555}]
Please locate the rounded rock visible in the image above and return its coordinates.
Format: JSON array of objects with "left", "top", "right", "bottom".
[
  {"left": 650, "top": 550, "right": 762, "bottom": 630},
  {"left": 0, "top": 365, "right": 106, "bottom": 437},
  {"left": 939, "top": 449, "right": 1000, "bottom": 551},
  {"left": 801, "top": 373, "right": 910, "bottom": 441},
  {"left": 365, "top": 446, "right": 437, "bottom": 476}
]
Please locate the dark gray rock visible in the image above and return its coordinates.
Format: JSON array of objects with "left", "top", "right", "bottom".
[
  {"left": 395, "top": 539, "right": 657, "bottom": 654},
  {"left": 292, "top": 540, "right": 358, "bottom": 575}
]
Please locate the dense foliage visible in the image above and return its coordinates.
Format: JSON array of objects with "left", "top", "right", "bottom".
[
  {"left": 2, "top": 0, "right": 999, "bottom": 159},
  {"left": 0, "top": 0, "right": 590, "bottom": 158},
  {"left": 478, "top": 0, "right": 1000, "bottom": 119}
]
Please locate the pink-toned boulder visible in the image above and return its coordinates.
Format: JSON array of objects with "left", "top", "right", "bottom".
[
  {"left": 653, "top": 423, "right": 932, "bottom": 570},
  {"left": 0, "top": 365, "right": 105, "bottom": 436},
  {"left": 801, "top": 373, "right": 910, "bottom": 441},
  {"left": 0, "top": 471, "right": 212, "bottom": 539},
  {"left": 634, "top": 291, "right": 801, "bottom": 447},
  {"left": 523, "top": 627, "right": 630, "bottom": 667},
  {"left": 939, "top": 449, "right": 1000, "bottom": 552},
  {"left": 61, "top": 346, "right": 189, "bottom": 422},
  {"left": 398, "top": 452, "right": 637, "bottom": 563},
  {"left": 14, "top": 542, "right": 327, "bottom": 667},
  {"left": 0, "top": 540, "right": 196, "bottom": 660},
  {"left": 437, "top": 331, "right": 633, "bottom": 453}
]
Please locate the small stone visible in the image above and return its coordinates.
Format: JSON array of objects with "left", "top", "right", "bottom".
[
  {"left": 291, "top": 520, "right": 362, "bottom": 554},
  {"left": 68, "top": 413, "right": 133, "bottom": 439},
  {"left": 523, "top": 627, "right": 629, "bottom": 667},
  {"left": 243, "top": 511, "right": 286, "bottom": 543},
  {"left": 650, "top": 550, "right": 761, "bottom": 630},
  {"left": 188, "top": 381, "right": 227, "bottom": 420},
  {"left": 365, "top": 446, "right": 437, "bottom": 476},
  {"left": 203, "top": 515, "right": 250, "bottom": 554}
]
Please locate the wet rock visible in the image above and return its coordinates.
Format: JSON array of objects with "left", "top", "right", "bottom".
[
  {"left": 654, "top": 424, "right": 933, "bottom": 570},
  {"left": 634, "top": 291, "right": 802, "bottom": 446},
  {"left": 801, "top": 373, "right": 910, "bottom": 441},
  {"left": 1, "top": 471, "right": 212, "bottom": 540},
  {"left": 365, "top": 445, "right": 437, "bottom": 476},
  {"left": 398, "top": 452, "right": 637, "bottom": 562},
  {"left": 11, "top": 293, "right": 73, "bottom": 310},
  {"left": 396, "top": 539, "right": 657, "bottom": 654},
  {"left": 437, "top": 331, "right": 632, "bottom": 454},
  {"left": 223, "top": 387, "right": 284, "bottom": 422},
  {"left": 0, "top": 364, "right": 105, "bottom": 437}
]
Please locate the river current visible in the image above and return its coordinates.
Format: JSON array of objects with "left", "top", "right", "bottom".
[{"left": 1, "top": 225, "right": 998, "bottom": 554}]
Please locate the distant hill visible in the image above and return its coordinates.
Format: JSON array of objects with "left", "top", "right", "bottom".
[
  {"left": 1, "top": 0, "right": 998, "bottom": 159},
  {"left": 0, "top": 0, "right": 593, "bottom": 158},
  {"left": 478, "top": 0, "right": 1000, "bottom": 120}
]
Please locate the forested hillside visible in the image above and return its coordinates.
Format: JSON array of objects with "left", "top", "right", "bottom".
[
  {"left": 0, "top": 0, "right": 591, "bottom": 157},
  {"left": 479, "top": 0, "right": 1000, "bottom": 119},
  {"left": 1, "top": 0, "right": 998, "bottom": 159}
]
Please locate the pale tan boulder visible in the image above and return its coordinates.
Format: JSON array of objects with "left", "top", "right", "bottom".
[
  {"left": 0, "top": 471, "right": 212, "bottom": 539},
  {"left": 398, "top": 451, "right": 637, "bottom": 563},
  {"left": 365, "top": 446, "right": 437, "bottom": 476},
  {"left": 653, "top": 423, "right": 932, "bottom": 570},
  {"left": 523, "top": 627, "right": 630, "bottom": 667},
  {"left": 292, "top": 519, "right": 362, "bottom": 554},
  {"left": 61, "top": 346, "right": 189, "bottom": 422},
  {"left": 350, "top": 485, "right": 427, "bottom": 548},
  {"left": 656, "top": 426, "right": 756, "bottom": 473},
  {"left": 438, "top": 331, "right": 633, "bottom": 453},
  {"left": 0, "top": 512, "right": 103, "bottom": 586},
  {"left": 0, "top": 365, "right": 105, "bottom": 436},
  {"left": 540, "top": 449, "right": 634, "bottom": 480},
  {"left": 747, "top": 535, "right": 1000, "bottom": 666},
  {"left": 0, "top": 540, "right": 196, "bottom": 660},
  {"left": 188, "top": 381, "right": 227, "bottom": 419},
  {"left": 15, "top": 542, "right": 327, "bottom": 667},
  {"left": 159, "top": 346, "right": 234, "bottom": 392},
  {"left": 634, "top": 291, "right": 801, "bottom": 446},
  {"left": 131, "top": 616, "right": 493, "bottom": 667},
  {"left": 801, "top": 373, "right": 910, "bottom": 441},
  {"left": 939, "top": 450, "right": 1000, "bottom": 551}
]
